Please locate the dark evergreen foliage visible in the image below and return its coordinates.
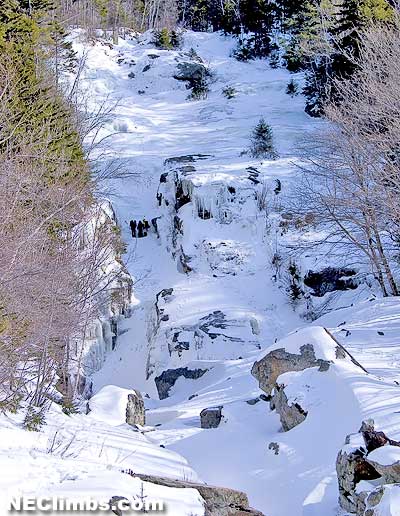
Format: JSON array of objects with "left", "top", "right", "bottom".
[{"left": 249, "top": 118, "right": 278, "bottom": 160}]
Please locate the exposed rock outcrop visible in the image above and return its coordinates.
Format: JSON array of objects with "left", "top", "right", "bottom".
[
  {"left": 252, "top": 327, "right": 366, "bottom": 432},
  {"left": 154, "top": 367, "right": 208, "bottom": 400},
  {"left": 122, "top": 471, "right": 265, "bottom": 516},
  {"left": 252, "top": 343, "right": 331, "bottom": 396},
  {"left": 200, "top": 406, "right": 223, "bottom": 429},
  {"left": 336, "top": 419, "right": 400, "bottom": 514},
  {"left": 271, "top": 385, "right": 307, "bottom": 432},
  {"left": 126, "top": 390, "right": 145, "bottom": 426},
  {"left": 304, "top": 267, "right": 358, "bottom": 297}
]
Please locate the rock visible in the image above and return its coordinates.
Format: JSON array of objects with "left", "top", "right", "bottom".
[
  {"left": 109, "top": 496, "right": 129, "bottom": 516},
  {"left": 126, "top": 390, "right": 145, "bottom": 426},
  {"left": 303, "top": 267, "right": 358, "bottom": 297},
  {"left": 363, "top": 484, "right": 400, "bottom": 516},
  {"left": 200, "top": 406, "right": 223, "bottom": 429},
  {"left": 173, "top": 62, "right": 209, "bottom": 83},
  {"left": 272, "top": 384, "right": 307, "bottom": 432},
  {"left": 252, "top": 343, "right": 331, "bottom": 396},
  {"left": 164, "top": 154, "right": 211, "bottom": 166},
  {"left": 360, "top": 419, "right": 400, "bottom": 453},
  {"left": 367, "top": 447, "right": 400, "bottom": 484},
  {"left": 246, "top": 398, "right": 260, "bottom": 405},
  {"left": 252, "top": 328, "right": 366, "bottom": 432},
  {"left": 336, "top": 420, "right": 400, "bottom": 514},
  {"left": 128, "top": 71, "right": 135, "bottom": 79},
  {"left": 142, "top": 64, "right": 151, "bottom": 72},
  {"left": 154, "top": 367, "right": 208, "bottom": 400},
  {"left": 268, "top": 442, "right": 280, "bottom": 455},
  {"left": 123, "top": 472, "right": 265, "bottom": 516},
  {"left": 336, "top": 442, "right": 380, "bottom": 513}
]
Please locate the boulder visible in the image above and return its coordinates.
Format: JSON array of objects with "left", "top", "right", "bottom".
[
  {"left": 123, "top": 472, "right": 265, "bottom": 516},
  {"left": 252, "top": 327, "right": 366, "bottom": 432},
  {"left": 252, "top": 343, "right": 331, "bottom": 396},
  {"left": 200, "top": 406, "right": 223, "bottom": 429},
  {"left": 126, "top": 390, "right": 145, "bottom": 426},
  {"left": 173, "top": 62, "right": 208, "bottom": 83},
  {"left": 272, "top": 385, "right": 307, "bottom": 432},
  {"left": 336, "top": 419, "right": 400, "bottom": 514},
  {"left": 154, "top": 367, "right": 208, "bottom": 400}
]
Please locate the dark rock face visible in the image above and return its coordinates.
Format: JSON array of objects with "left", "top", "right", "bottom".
[
  {"left": 173, "top": 62, "right": 209, "bottom": 87},
  {"left": 175, "top": 178, "right": 192, "bottom": 210},
  {"left": 154, "top": 367, "right": 208, "bottom": 400},
  {"left": 360, "top": 419, "right": 400, "bottom": 453},
  {"left": 200, "top": 406, "right": 223, "bottom": 429},
  {"left": 122, "top": 471, "right": 265, "bottom": 516},
  {"left": 125, "top": 390, "right": 145, "bottom": 426},
  {"left": 336, "top": 419, "right": 400, "bottom": 514},
  {"left": 304, "top": 267, "right": 358, "bottom": 297}
]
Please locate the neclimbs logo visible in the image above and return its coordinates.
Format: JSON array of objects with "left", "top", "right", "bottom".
[{"left": 8, "top": 496, "right": 165, "bottom": 513}]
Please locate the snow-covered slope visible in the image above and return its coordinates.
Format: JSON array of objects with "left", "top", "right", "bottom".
[{"left": 3, "top": 29, "right": 400, "bottom": 516}]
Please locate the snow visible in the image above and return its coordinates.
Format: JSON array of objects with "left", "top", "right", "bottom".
[
  {"left": 88, "top": 385, "right": 135, "bottom": 425},
  {"left": 3, "top": 28, "right": 400, "bottom": 516},
  {"left": 373, "top": 485, "right": 400, "bottom": 516},
  {"left": 368, "top": 445, "right": 400, "bottom": 466}
]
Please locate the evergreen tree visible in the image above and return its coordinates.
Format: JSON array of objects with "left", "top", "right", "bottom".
[
  {"left": 331, "top": 0, "right": 393, "bottom": 80},
  {"left": 302, "top": 0, "right": 393, "bottom": 117},
  {"left": 0, "top": 0, "right": 85, "bottom": 174},
  {"left": 249, "top": 118, "right": 278, "bottom": 159},
  {"left": 286, "top": 78, "right": 299, "bottom": 96}
]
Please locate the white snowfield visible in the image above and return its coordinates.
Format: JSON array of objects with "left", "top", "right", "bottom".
[{"left": 2, "top": 29, "right": 400, "bottom": 516}]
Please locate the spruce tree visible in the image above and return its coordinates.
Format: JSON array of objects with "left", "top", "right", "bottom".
[
  {"left": 331, "top": 0, "right": 393, "bottom": 80},
  {"left": 0, "top": 0, "right": 85, "bottom": 176},
  {"left": 250, "top": 118, "right": 278, "bottom": 160}
]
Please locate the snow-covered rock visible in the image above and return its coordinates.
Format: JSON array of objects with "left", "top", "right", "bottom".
[
  {"left": 88, "top": 385, "right": 145, "bottom": 426},
  {"left": 336, "top": 419, "right": 400, "bottom": 514},
  {"left": 128, "top": 472, "right": 265, "bottom": 516},
  {"left": 252, "top": 326, "right": 367, "bottom": 431}
]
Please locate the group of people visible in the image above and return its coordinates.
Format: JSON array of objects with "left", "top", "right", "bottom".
[{"left": 129, "top": 218, "right": 150, "bottom": 238}]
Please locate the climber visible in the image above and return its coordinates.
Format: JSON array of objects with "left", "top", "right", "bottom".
[
  {"left": 143, "top": 218, "right": 150, "bottom": 236},
  {"left": 129, "top": 219, "right": 136, "bottom": 238},
  {"left": 137, "top": 220, "right": 144, "bottom": 238},
  {"left": 157, "top": 192, "right": 162, "bottom": 206},
  {"left": 151, "top": 217, "right": 160, "bottom": 238}
]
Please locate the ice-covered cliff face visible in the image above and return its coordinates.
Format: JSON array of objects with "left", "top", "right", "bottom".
[{"left": 67, "top": 200, "right": 133, "bottom": 398}]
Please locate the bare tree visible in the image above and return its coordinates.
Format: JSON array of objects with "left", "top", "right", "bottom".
[{"left": 294, "top": 21, "right": 400, "bottom": 297}]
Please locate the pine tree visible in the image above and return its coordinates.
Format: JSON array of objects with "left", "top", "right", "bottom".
[
  {"left": 331, "top": 0, "right": 393, "bottom": 80},
  {"left": 286, "top": 79, "right": 298, "bottom": 96},
  {"left": 250, "top": 118, "right": 278, "bottom": 160},
  {"left": 0, "top": 0, "right": 85, "bottom": 175}
]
